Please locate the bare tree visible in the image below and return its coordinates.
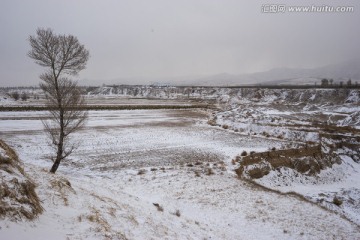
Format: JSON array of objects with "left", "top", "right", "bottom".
[
  {"left": 21, "top": 92, "right": 28, "bottom": 101},
  {"left": 321, "top": 78, "right": 329, "bottom": 87},
  {"left": 10, "top": 91, "right": 20, "bottom": 101},
  {"left": 28, "top": 28, "right": 90, "bottom": 173}
]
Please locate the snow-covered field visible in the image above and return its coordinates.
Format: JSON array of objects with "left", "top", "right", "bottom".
[{"left": 1, "top": 109, "right": 359, "bottom": 239}]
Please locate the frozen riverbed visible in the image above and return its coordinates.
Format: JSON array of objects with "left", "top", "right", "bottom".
[{"left": 0, "top": 109, "right": 281, "bottom": 174}]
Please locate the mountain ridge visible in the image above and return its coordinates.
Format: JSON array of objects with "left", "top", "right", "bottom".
[{"left": 81, "top": 59, "right": 360, "bottom": 86}]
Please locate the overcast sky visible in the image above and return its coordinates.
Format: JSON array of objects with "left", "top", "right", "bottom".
[{"left": 1, "top": 0, "right": 359, "bottom": 86}]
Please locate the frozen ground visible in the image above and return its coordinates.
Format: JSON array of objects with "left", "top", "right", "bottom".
[{"left": 1, "top": 109, "right": 359, "bottom": 239}]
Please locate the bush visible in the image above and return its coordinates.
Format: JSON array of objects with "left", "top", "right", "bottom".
[
  {"left": 333, "top": 196, "right": 343, "bottom": 206},
  {"left": 207, "top": 119, "right": 217, "bottom": 126},
  {"left": 205, "top": 168, "right": 214, "bottom": 175},
  {"left": 174, "top": 210, "right": 181, "bottom": 217},
  {"left": 241, "top": 151, "right": 248, "bottom": 156},
  {"left": 21, "top": 92, "right": 28, "bottom": 101},
  {"left": 222, "top": 124, "right": 229, "bottom": 129},
  {"left": 10, "top": 91, "right": 19, "bottom": 101}
]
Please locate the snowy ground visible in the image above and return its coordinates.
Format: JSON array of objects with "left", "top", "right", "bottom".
[
  {"left": 256, "top": 154, "right": 360, "bottom": 226},
  {"left": 0, "top": 109, "right": 359, "bottom": 239}
]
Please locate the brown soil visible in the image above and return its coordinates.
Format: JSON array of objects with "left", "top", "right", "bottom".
[{"left": 235, "top": 145, "right": 341, "bottom": 179}]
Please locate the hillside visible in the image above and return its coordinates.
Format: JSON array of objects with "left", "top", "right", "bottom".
[{"left": 0, "top": 140, "right": 42, "bottom": 221}]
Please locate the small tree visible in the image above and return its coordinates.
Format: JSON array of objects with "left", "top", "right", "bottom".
[
  {"left": 28, "top": 28, "right": 90, "bottom": 173},
  {"left": 21, "top": 92, "right": 28, "bottom": 101},
  {"left": 10, "top": 91, "right": 20, "bottom": 101},
  {"left": 321, "top": 78, "right": 329, "bottom": 87}
]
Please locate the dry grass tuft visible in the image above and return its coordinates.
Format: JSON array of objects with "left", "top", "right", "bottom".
[
  {"left": 0, "top": 139, "right": 43, "bottom": 221},
  {"left": 50, "top": 177, "right": 75, "bottom": 206},
  {"left": 85, "top": 207, "right": 128, "bottom": 239},
  {"left": 207, "top": 119, "right": 217, "bottom": 126},
  {"left": 205, "top": 168, "right": 214, "bottom": 176}
]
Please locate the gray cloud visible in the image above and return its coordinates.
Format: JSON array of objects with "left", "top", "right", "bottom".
[{"left": 1, "top": 0, "right": 359, "bottom": 86}]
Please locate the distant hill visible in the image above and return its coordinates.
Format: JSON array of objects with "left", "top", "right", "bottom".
[
  {"left": 177, "top": 59, "right": 360, "bottom": 86},
  {"left": 82, "top": 59, "right": 360, "bottom": 86}
]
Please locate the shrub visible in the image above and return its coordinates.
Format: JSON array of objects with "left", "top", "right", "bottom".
[
  {"left": 333, "top": 196, "right": 343, "bottom": 206},
  {"left": 21, "top": 92, "right": 29, "bottom": 101},
  {"left": 175, "top": 210, "right": 181, "bottom": 217},
  {"left": 207, "top": 119, "right": 217, "bottom": 126},
  {"left": 10, "top": 91, "right": 20, "bottom": 101},
  {"left": 222, "top": 124, "right": 229, "bottom": 129},
  {"left": 205, "top": 168, "right": 214, "bottom": 175},
  {"left": 241, "top": 151, "right": 248, "bottom": 156}
]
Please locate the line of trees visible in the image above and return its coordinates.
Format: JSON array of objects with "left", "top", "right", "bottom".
[
  {"left": 7, "top": 91, "right": 29, "bottom": 101},
  {"left": 321, "top": 78, "right": 357, "bottom": 87}
]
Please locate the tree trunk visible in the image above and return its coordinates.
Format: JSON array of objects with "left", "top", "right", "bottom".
[
  {"left": 50, "top": 131, "right": 64, "bottom": 173},
  {"left": 50, "top": 159, "right": 60, "bottom": 173},
  {"left": 50, "top": 132, "right": 64, "bottom": 173},
  {"left": 50, "top": 108, "right": 65, "bottom": 173}
]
